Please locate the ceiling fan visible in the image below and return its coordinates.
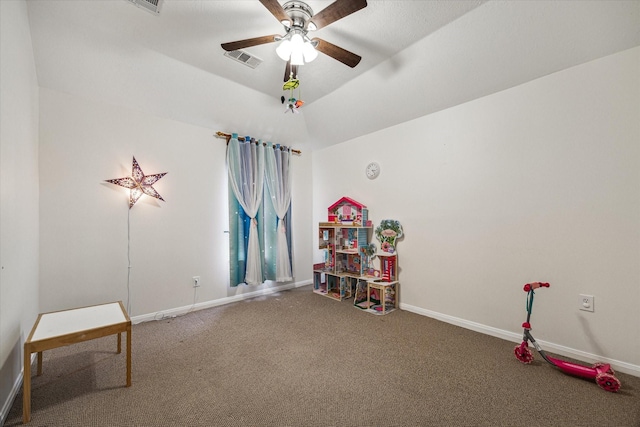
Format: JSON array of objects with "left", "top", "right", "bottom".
[{"left": 221, "top": 0, "right": 367, "bottom": 81}]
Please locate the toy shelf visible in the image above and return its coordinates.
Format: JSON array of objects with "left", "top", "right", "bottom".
[
  {"left": 377, "top": 252, "right": 398, "bottom": 282},
  {"left": 315, "top": 220, "right": 372, "bottom": 302},
  {"left": 336, "top": 249, "right": 360, "bottom": 254},
  {"left": 319, "top": 222, "right": 371, "bottom": 227},
  {"left": 312, "top": 267, "right": 364, "bottom": 301},
  {"left": 314, "top": 198, "right": 402, "bottom": 315},
  {"left": 354, "top": 279, "right": 399, "bottom": 315}
]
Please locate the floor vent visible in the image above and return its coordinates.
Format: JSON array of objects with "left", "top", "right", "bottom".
[
  {"left": 126, "top": 0, "right": 163, "bottom": 15},
  {"left": 224, "top": 50, "right": 263, "bottom": 69}
]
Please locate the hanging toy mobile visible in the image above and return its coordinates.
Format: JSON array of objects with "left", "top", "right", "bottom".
[{"left": 282, "top": 73, "right": 304, "bottom": 114}]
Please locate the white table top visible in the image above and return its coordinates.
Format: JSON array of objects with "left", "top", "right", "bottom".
[{"left": 30, "top": 302, "right": 128, "bottom": 342}]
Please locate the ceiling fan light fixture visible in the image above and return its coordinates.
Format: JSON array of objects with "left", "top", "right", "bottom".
[
  {"left": 290, "top": 50, "right": 304, "bottom": 66},
  {"left": 290, "top": 33, "right": 304, "bottom": 49},
  {"left": 276, "top": 39, "right": 292, "bottom": 61},
  {"left": 276, "top": 29, "right": 317, "bottom": 64},
  {"left": 302, "top": 40, "right": 318, "bottom": 62},
  {"left": 222, "top": 0, "right": 367, "bottom": 72}
]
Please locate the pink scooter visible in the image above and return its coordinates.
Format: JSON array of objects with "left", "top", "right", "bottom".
[{"left": 514, "top": 282, "right": 621, "bottom": 392}]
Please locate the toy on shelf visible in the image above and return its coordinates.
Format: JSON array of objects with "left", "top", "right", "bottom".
[
  {"left": 380, "top": 255, "right": 396, "bottom": 282},
  {"left": 353, "top": 219, "right": 402, "bottom": 315},
  {"left": 353, "top": 279, "right": 371, "bottom": 308},
  {"left": 313, "top": 197, "right": 373, "bottom": 301},
  {"left": 363, "top": 281, "right": 398, "bottom": 314},
  {"left": 514, "top": 282, "right": 621, "bottom": 392},
  {"left": 361, "top": 243, "right": 377, "bottom": 277},
  {"left": 327, "top": 197, "right": 372, "bottom": 226},
  {"left": 318, "top": 228, "right": 335, "bottom": 271},
  {"left": 313, "top": 200, "right": 402, "bottom": 313},
  {"left": 375, "top": 219, "right": 403, "bottom": 253},
  {"left": 312, "top": 263, "right": 327, "bottom": 294}
]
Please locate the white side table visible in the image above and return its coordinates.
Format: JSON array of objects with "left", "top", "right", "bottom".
[{"left": 23, "top": 301, "right": 131, "bottom": 423}]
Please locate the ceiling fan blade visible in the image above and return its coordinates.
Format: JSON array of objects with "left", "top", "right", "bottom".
[
  {"left": 307, "top": 0, "right": 367, "bottom": 31},
  {"left": 259, "top": 0, "right": 291, "bottom": 27},
  {"left": 313, "top": 38, "right": 361, "bottom": 68},
  {"left": 284, "top": 61, "right": 299, "bottom": 82},
  {"left": 221, "top": 34, "right": 280, "bottom": 52},
  {"left": 284, "top": 61, "right": 291, "bottom": 82}
]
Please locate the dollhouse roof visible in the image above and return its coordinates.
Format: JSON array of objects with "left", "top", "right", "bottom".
[{"left": 328, "top": 197, "right": 367, "bottom": 212}]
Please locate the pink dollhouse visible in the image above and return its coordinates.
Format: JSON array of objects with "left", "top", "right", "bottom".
[{"left": 327, "top": 197, "right": 370, "bottom": 226}]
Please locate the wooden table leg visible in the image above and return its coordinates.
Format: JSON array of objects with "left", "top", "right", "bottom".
[
  {"left": 117, "top": 332, "right": 122, "bottom": 354},
  {"left": 36, "top": 352, "right": 43, "bottom": 376},
  {"left": 23, "top": 346, "right": 31, "bottom": 423},
  {"left": 126, "top": 325, "right": 131, "bottom": 387}
]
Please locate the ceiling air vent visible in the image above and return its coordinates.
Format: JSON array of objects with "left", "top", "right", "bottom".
[
  {"left": 224, "top": 50, "right": 263, "bottom": 69},
  {"left": 125, "top": 0, "right": 163, "bottom": 15}
]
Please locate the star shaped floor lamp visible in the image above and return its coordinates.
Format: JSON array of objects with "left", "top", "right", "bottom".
[{"left": 106, "top": 157, "right": 167, "bottom": 315}]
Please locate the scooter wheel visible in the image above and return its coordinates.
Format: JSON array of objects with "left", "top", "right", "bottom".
[
  {"left": 596, "top": 372, "right": 621, "bottom": 393},
  {"left": 514, "top": 344, "right": 533, "bottom": 364},
  {"left": 592, "top": 362, "right": 615, "bottom": 375}
]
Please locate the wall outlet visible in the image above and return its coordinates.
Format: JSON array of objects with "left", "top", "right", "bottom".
[
  {"left": 579, "top": 294, "right": 594, "bottom": 312},
  {"left": 192, "top": 276, "right": 200, "bottom": 287}
]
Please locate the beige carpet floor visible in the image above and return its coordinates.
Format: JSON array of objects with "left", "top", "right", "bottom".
[{"left": 5, "top": 285, "right": 640, "bottom": 426}]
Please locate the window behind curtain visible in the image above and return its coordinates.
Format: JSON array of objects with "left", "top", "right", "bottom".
[{"left": 228, "top": 184, "right": 292, "bottom": 287}]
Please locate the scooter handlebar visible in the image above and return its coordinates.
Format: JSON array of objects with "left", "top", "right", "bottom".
[{"left": 523, "top": 282, "right": 550, "bottom": 292}]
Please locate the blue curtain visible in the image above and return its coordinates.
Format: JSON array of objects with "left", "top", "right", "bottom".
[
  {"left": 265, "top": 143, "right": 294, "bottom": 281},
  {"left": 228, "top": 150, "right": 292, "bottom": 287}
]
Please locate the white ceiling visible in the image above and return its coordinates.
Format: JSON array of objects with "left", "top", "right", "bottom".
[{"left": 25, "top": 0, "right": 640, "bottom": 151}]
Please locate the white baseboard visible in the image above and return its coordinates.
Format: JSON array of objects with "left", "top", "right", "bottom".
[
  {"left": 400, "top": 302, "right": 640, "bottom": 378},
  {"left": 131, "top": 280, "right": 312, "bottom": 324},
  {"left": 1, "top": 353, "right": 36, "bottom": 426}
]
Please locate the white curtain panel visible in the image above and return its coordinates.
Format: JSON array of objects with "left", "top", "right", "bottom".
[
  {"left": 265, "top": 144, "right": 293, "bottom": 281},
  {"left": 227, "top": 136, "right": 265, "bottom": 285}
]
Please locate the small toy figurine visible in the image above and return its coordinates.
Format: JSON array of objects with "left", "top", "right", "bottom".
[
  {"left": 285, "top": 98, "right": 301, "bottom": 114},
  {"left": 282, "top": 76, "right": 299, "bottom": 91}
]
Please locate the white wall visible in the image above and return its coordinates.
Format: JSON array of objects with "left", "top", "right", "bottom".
[
  {"left": 0, "top": 0, "right": 40, "bottom": 420},
  {"left": 312, "top": 47, "right": 640, "bottom": 373},
  {"left": 38, "top": 87, "right": 313, "bottom": 318},
  {"left": 1, "top": 10, "right": 637, "bottom": 424}
]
